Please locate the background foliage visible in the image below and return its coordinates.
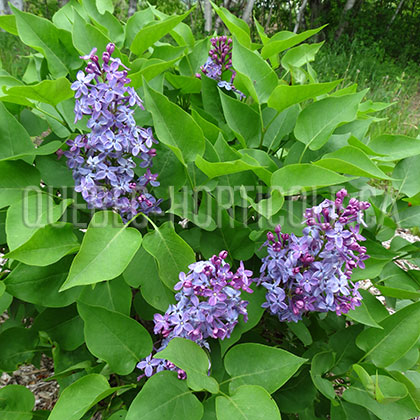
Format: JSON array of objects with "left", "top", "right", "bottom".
[{"left": 0, "top": 1, "right": 420, "bottom": 419}]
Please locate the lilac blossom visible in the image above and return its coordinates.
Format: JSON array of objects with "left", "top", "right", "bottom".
[
  {"left": 258, "top": 190, "right": 370, "bottom": 322},
  {"left": 65, "top": 43, "right": 161, "bottom": 221},
  {"left": 197, "top": 36, "right": 245, "bottom": 99},
  {"left": 137, "top": 251, "right": 253, "bottom": 380}
]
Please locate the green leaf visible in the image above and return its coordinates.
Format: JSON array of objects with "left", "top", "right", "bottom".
[
  {"left": 72, "top": 9, "right": 112, "bottom": 57},
  {"left": 0, "top": 385, "right": 34, "bottom": 420},
  {"left": 130, "top": 9, "right": 193, "bottom": 56},
  {"left": 0, "top": 141, "right": 62, "bottom": 163},
  {"left": 0, "top": 14, "right": 18, "bottom": 35},
  {"left": 126, "top": 371, "right": 203, "bottom": 420},
  {"left": 219, "top": 90, "right": 261, "bottom": 148},
  {"left": 6, "top": 193, "right": 72, "bottom": 251},
  {"left": 82, "top": 0, "right": 123, "bottom": 47},
  {"left": 11, "top": 5, "right": 77, "bottom": 77},
  {"left": 4, "top": 78, "right": 73, "bottom": 106},
  {"left": 166, "top": 73, "right": 201, "bottom": 94},
  {"left": 195, "top": 156, "right": 268, "bottom": 183},
  {"left": 262, "top": 105, "right": 299, "bottom": 152},
  {"left": 0, "top": 291, "right": 12, "bottom": 314},
  {"left": 281, "top": 42, "right": 324, "bottom": 70},
  {"left": 77, "top": 302, "right": 152, "bottom": 375},
  {"left": 35, "top": 154, "right": 74, "bottom": 188},
  {"left": 5, "top": 222, "right": 79, "bottom": 266},
  {"left": 315, "top": 146, "right": 391, "bottom": 179},
  {"left": 356, "top": 301, "right": 420, "bottom": 368},
  {"left": 129, "top": 58, "right": 180, "bottom": 88},
  {"left": 343, "top": 386, "right": 420, "bottom": 420},
  {"left": 142, "top": 222, "right": 195, "bottom": 290},
  {"left": 288, "top": 321, "right": 313, "bottom": 345},
  {"left": 271, "top": 164, "right": 352, "bottom": 195},
  {"left": 374, "top": 375, "right": 408, "bottom": 404},
  {"left": 310, "top": 352, "right": 337, "bottom": 401},
  {"left": 60, "top": 211, "right": 142, "bottom": 291},
  {"left": 392, "top": 155, "right": 420, "bottom": 197},
  {"left": 329, "top": 326, "right": 364, "bottom": 375},
  {"left": 48, "top": 374, "right": 111, "bottom": 420},
  {"left": 191, "top": 108, "right": 223, "bottom": 143},
  {"left": 232, "top": 37, "right": 278, "bottom": 103},
  {"left": 274, "top": 369, "right": 317, "bottom": 414},
  {"left": 0, "top": 327, "right": 38, "bottom": 371},
  {"left": 261, "top": 26, "right": 327, "bottom": 58},
  {"left": 240, "top": 187, "right": 284, "bottom": 219},
  {"left": 210, "top": 2, "right": 251, "bottom": 48},
  {"left": 294, "top": 91, "right": 366, "bottom": 150},
  {"left": 0, "top": 102, "right": 35, "bottom": 161},
  {"left": 156, "top": 337, "right": 219, "bottom": 394},
  {"left": 267, "top": 81, "right": 340, "bottom": 113},
  {"left": 216, "top": 385, "right": 281, "bottom": 420},
  {"left": 225, "top": 343, "right": 306, "bottom": 394},
  {"left": 369, "top": 134, "right": 420, "bottom": 161},
  {"left": 78, "top": 276, "right": 132, "bottom": 316},
  {"left": 4, "top": 256, "right": 80, "bottom": 307},
  {"left": 96, "top": 0, "right": 114, "bottom": 14},
  {"left": 346, "top": 299, "right": 383, "bottom": 329},
  {"left": 125, "top": 8, "right": 155, "bottom": 47},
  {"left": 143, "top": 81, "right": 205, "bottom": 164},
  {"left": 123, "top": 246, "right": 174, "bottom": 311},
  {"left": 33, "top": 305, "right": 84, "bottom": 351}
]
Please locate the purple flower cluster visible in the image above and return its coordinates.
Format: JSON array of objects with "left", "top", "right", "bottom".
[
  {"left": 137, "top": 251, "right": 253, "bottom": 379},
  {"left": 258, "top": 190, "right": 370, "bottom": 322},
  {"left": 196, "top": 36, "right": 244, "bottom": 99},
  {"left": 65, "top": 44, "right": 161, "bottom": 221}
]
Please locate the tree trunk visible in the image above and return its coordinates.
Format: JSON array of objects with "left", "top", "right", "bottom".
[
  {"left": 0, "top": 0, "right": 23, "bottom": 13},
  {"left": 294, "top": 0, "right": 309, "bottom": 33},
  {"left": 57, "top": 0, "right": 69, "bottom": 8},
  {"left": 127, "top": 0, "right": 137, "bottom": 17},
  {"left": 387, "top": 0, "right": 406, "bottom": 29},
  {"left": 265, "top": 4, "right": 274, "bottom": 32},
  {"left": 204, "top": 0, "right": 212, "bottom": 33},
  {"left": 241, "top": 0, "right": 255, "bottom": 23},
  {"left": 335, "top": 0, "right": 357, "bottom": 39}
]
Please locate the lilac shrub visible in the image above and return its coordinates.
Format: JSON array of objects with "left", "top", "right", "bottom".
[
  {"left": 137, "top": 251, "right": 253, "bottom": 379},
  {"left": 65, "top": 43, "right": 161, "bottom": 221},
  {"left": 196, "top": 36, "right": 245, "bottom": 98},
  {"left": 258, "top": 189, "right": 370, "bottom": 322}
]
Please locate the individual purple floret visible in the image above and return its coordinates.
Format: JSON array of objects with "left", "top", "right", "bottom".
[
  {"left": 197, "top": 36, "right": 245, "bottom": 99},
  {"left": 65, "top": 43, "right": 162, "bottom": 221},
  {"left": 258, "top": 189, "right": 370, "bottom": 322},
  {"left": 137, "top": 251, "right": 253, "bottom": 380}
]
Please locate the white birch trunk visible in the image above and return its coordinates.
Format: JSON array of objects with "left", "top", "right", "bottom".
[
  {"left": 204, "top": 0, "right": 212, "bottom": 32},
  {"left": 241, "top": 0, "right": 256, "bottom": 23},
  {"left": 294, "top": 0, "right": 309, "bottom": 33}
]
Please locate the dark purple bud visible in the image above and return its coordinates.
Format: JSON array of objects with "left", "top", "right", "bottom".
[
  {"left": 219, "top": 250, "right": 228, "bottom": 259},
  {"left": 102, "top": 52, "right": 110, "bottom": 64},
  {"left": 106, "top": 43, "right": 115, "bottom": 54},
  {"left": 267, "top": 232, "right": 275, "bottom": 242},
  {"left": 275, "top": 225, "right": 282, "bottom": 234},
  {"left": 336, "top": 188, "right": 348, "bottom": 199}
]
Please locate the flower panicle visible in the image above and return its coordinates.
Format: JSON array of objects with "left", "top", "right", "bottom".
[
  {"left": 66, "top": 43, "right": 162, "bottom": 221},
  {"left": 136, "top": 251, "right": 253, "bottom": 379},
  {"left": 196, "top": 36, "right": 245, "bottom": 99},
  {"left": 259, "top": 189, "right": 370, "bottom": 322}
]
